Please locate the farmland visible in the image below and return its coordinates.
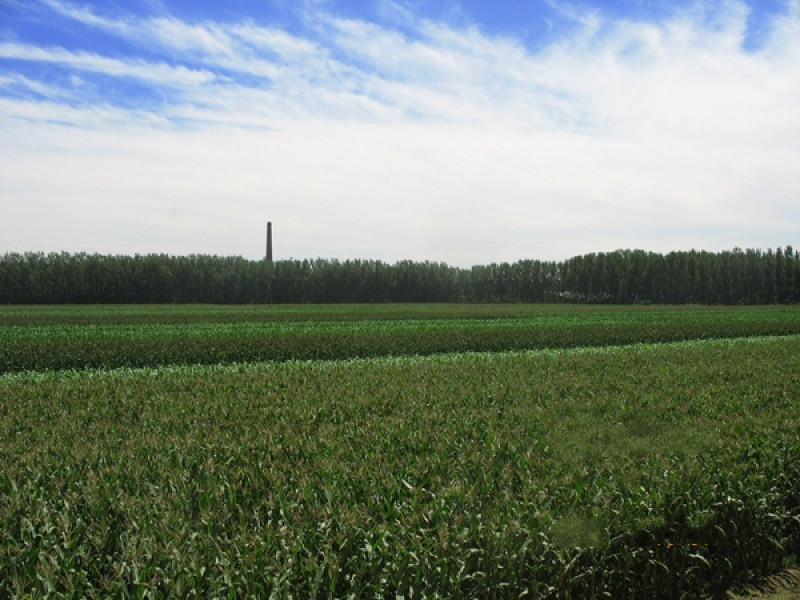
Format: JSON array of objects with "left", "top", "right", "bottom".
[
  {"left": 1, "top": 304, "right": 799, "bottom": 597},
  {"left": 2, "top": 304, "right": 800, "bottom": 372}
]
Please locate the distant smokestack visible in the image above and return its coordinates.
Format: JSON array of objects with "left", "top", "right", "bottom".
[{"left": 266, "top": 221, "right": 273, "bottom": 262}]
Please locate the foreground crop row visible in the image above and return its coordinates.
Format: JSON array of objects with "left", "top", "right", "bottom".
[{"left": 1, "top": 336, "right": 799, "bottom": 597}]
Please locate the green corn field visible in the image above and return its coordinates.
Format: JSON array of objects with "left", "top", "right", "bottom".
[
  {"left": 1, "top": 304, "right": 799, "bottom": 597},
  {"left": 2, "top": 304, "right": 800, "bottom": 372}
]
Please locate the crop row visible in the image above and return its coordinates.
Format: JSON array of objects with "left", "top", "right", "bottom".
[
  {"left": 3, "top": 317, "right": 800, "bottom": 372},
  {"left": 2, "top": 303, "right": 799, "bottom": 326},
  {"left": 1, "top": 336, "right": 799, "bottom": 597},
  {"left": 5, "top": 307, "right": 800, "bottom": 342},
  {"left": 1, "top": 302, "right": 622, "bottom": 326}
]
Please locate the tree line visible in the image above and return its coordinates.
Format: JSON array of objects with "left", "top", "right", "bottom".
[{"left": 0, "top": 247, "right": 798, "bottom": 304}]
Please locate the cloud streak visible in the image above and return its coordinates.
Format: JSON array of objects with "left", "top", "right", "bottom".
[
  {"left": 0, "top": 42, "right": 216, "bottom": 87},
  {"left": 1, "top": 0, "right": 799, "bottom": 265}
]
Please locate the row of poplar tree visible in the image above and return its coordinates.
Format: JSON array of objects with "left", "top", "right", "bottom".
[{"left": 0, "top": 247, "right": 798, "bottom": 304}]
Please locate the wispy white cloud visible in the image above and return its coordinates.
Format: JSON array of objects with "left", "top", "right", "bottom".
[
  {"left": 38, "top": 0, "right": 136, "bottom": 36},
  {"left": 1, "top": 0, "right": 799, "bottom": 264},
  {"left": 0, "top": 72, "right": 76, "bottom": 100},
  {"left": 0, "top": 42, "right": 216, "bottom": 87}
]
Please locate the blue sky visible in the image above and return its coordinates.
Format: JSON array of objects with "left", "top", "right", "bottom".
[{"left": 1, "top": 0, "right": 799, "bottom": 265}]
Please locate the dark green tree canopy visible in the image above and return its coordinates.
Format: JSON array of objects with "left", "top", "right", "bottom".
[{"left": 1, "top": 247, "right": 798, "bottom": 304}]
